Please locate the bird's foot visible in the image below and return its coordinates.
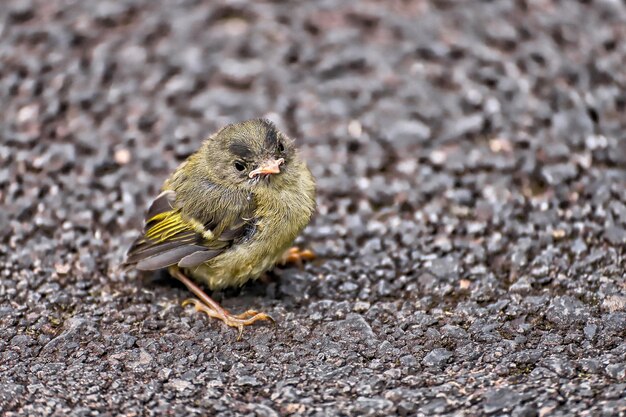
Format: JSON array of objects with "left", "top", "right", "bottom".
[
  {"left": 280, "top": 246, "right": 315, "bottom": 267},
  {"left": 182, "top": 298, "right": 274, "bottom": 340},
  {"left": 169, "top": 265, "right": 274, "bottom": 340}
]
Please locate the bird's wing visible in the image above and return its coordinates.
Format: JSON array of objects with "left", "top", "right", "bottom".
[{"left": 123, "top": 189, "right": 254, "bottom": 271}]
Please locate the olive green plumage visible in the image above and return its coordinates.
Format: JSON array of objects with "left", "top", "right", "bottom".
[{"left": 124, "top": 119, "right": 316, "bottom": 290}]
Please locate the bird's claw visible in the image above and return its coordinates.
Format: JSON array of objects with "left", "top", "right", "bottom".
[
  {"left": 280, "top": 246, "right": 315, "bottom": 267},
  {"left": 182, "top": 298, "right": 274, "bottom": 340}
]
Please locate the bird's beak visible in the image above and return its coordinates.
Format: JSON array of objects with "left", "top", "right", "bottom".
[{"left": 249, "top": 158, "right": 284, "bottom": 178}]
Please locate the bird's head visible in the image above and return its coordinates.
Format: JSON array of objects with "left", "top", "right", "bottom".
[{"left": 202, "top": 119, "right": 301, "bottom": 191}]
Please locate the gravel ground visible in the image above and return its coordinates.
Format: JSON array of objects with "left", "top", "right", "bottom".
[{"left": 1, "top": 0, "right": 626, "bottom": 416}]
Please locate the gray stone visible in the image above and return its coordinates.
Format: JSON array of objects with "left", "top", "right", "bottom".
[{"left": 422, "top": 349, "right": 453, "bottom": 367}]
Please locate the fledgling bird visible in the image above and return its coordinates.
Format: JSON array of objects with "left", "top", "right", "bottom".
[{"left": 123, "top": 119, "right": 316, "bottom": 337}]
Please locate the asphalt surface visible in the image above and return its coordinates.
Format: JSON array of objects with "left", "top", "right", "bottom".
[{"left": 1, "top": 0, "right": 625, "bottom": 416}]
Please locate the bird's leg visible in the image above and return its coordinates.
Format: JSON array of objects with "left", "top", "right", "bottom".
[
  {"left": 279, "top": 246, "right": 315, "bottom": 267},
  {"left": 168, "top": 266, "right": 274, "bottom": 340}
]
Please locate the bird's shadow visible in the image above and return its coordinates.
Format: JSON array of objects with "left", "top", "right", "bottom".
[{"left": 143, "top": 266, "right": 314, "bottom": 309}]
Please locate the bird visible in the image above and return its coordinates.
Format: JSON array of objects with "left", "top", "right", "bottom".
[{"left": 123, "top": 119, "right": 316, "bottom": 338}]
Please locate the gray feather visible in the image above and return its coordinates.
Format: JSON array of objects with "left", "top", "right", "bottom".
[
  {"left": 146, "top": 190, "right": 176, "bottom": 222},
  {"left": 178, "top": 250, "right": 223, "bottom": 268},
  {"left": 135, "top": 245, "right": 206, "bottom": 270}
]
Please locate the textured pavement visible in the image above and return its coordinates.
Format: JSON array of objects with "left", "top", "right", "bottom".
[{"left": 1, "top": 1, "right": 625, "bottom": 416}]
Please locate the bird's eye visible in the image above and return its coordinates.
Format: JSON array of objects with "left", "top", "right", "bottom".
[
  {"left": 277, "top": 141, "right": 285, "bottom": 152},
  {"left": 234, "top": 161, "right": 246, "bottom": 172}
]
